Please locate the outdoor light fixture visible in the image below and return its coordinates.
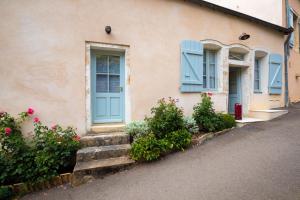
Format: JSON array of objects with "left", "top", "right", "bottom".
[
  {"left": 239, "top": 33, "right": 250, "bottom": 40},
  {"left": 105, "top": 26, "right": 111, "bottom": 34}
]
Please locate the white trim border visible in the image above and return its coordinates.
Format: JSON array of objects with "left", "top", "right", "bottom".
[{"left": 85, "top": 42, "right": 131, "bottom": 132}]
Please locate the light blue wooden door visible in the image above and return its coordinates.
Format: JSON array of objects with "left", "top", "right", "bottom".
[
  {"left": 91, "top": 52, "right": 125, "bottom": 123},
  {"left": 229, "top": 68, "right": 241, "bottom": 114}
]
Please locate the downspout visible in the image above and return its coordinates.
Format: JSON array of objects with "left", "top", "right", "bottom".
[
  {"left": 284, "top": 0, "right": 294, "bottom": 107},
  {"left": 284, "top": 33, "right": 291, "bottom": 107}
]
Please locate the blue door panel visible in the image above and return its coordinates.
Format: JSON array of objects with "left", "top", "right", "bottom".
[
  {"left": 91, "top": 51, "right": 125, "bottom": 123},
  {"left": 229, "top": 68, "right": 241, "bottom": 114},
  {"left": 110, "top": 97, "right": 120, "bottom": 117},
  {"left": 95, "top": 97, "right": 107, "bottom": 117}
]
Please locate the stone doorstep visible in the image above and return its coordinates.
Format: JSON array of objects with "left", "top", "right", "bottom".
[
  {"left": 80, "top": 132, "right": 129, "bottom": 147},
  {"left": 90, "top": 124, "right": 125, "bottom": 133},
  {"left": 248, "top": 109, "right": 288, "bottom": 121},
  {"left": 76, "top": 144, "right": 131, "bottom": 162},
  {"left": 72, "top": 156, "right": 135, "bottom": 186}
]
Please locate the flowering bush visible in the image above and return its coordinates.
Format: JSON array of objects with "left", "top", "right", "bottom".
[
  {"left": 0, "top": 108, "right": 80, "bottom": 185},
  {"left": 0, "top": 111, "right": 34, "bottom": 185},
  {"left": 130, "top": 98, "right": 192, "bottom": 162},
  {"left": 193, "top": 93, "right": 225, "bottom": 132},
  {"left": 146, "top": 97, "right": 185, "bottom": 139},
  {"left": 130, "top": 133, "right": 169, "bottom": 161},
  {"left": 164, "top": 129, "right": 192, "bottom": 151},
  {"left": 33, "top": 122, "right": 80, "bottom": 181},
  {"left": 193, "top": 93, "right": 236, "bottom": 132}
]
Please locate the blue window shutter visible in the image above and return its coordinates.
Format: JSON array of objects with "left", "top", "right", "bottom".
[
  {"left": 180, "top": 40, "right": 203, "bottom": 92},
  {"left": 268, "top": 54, "right": 283, "bottom": 95},
  {"left": 288, "top": 6, "right": 294, "bottom": 48}
]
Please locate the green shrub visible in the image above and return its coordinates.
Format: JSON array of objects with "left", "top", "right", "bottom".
[
  {"left": 0, "top": 186, "right": 13, "bottom": 200},
  {"left": 130, "top": 134, "right": 169, "bottom": 161},
  {"left": 33, "top": 123, "right": 80, "bottom": 181},
  {"left": 146, "top": 98, "right": 184, "bottom": 139},
  {"left": 183, "top": 116, "right": 199, "bottom": 134},
  {"left": 164, "top": 129, "right": 192, "bottom": 151},
  {"left": 193, "top": 94, "right": 224, "bottom": 132},
  {"left": 0, "top": 111, "right": 36, "bottom": 185},
  {"left": 125, "top": 121, "right": 149, "bottom": 140},
  {"left": 0, "top": 109, "right": 80, "bottom": 185},
  {"left": 219, "top": 113, "right": 236, "bottom": 129}
]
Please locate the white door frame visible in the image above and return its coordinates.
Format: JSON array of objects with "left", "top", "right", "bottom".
[{"left": 85, "top": 42, "right": 131, "bottom": 132}]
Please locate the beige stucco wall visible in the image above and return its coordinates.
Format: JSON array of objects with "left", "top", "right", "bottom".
[
  {"left": 287, "top": 0, "right": 300, "bottom": 103},
  {"left": 0, "top": 0, "right": 285, "bottom": 136}
]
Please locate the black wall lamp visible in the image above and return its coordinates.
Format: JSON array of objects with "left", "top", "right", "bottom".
[
  {"left": 239, "top": 33, "right": 250, "bottom": 40},
  {"left": 105, "top": 26, "right": 111, "bottom": 34}
]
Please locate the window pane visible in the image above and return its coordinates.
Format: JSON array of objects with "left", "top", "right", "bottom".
[
  {"left": 254, "top": 80, "right": 259, "bottom": 90},
  {"left": 209, "top": 52, "right": 215, "bottom": 64},
  {"left": 204, "top": 50, "right": 217, "bottom": 89},
  {"left": 203, "top": 51, "right": 207, "bottom": 88},
  {"left": 229, "top": 71, "right": 237, "bottom": 94},
  {"left": 254, "top": 68, "right": 258, "bottom": 79},
  {"left": 254, "top": 59, "right": 260, "bottom": 91},
  {"left": 209, "top": 64, "right": 215, "bottom": 76},
  {"left": 96, "top": 74, "right": 108, "bottom": 92},
  {"left": 96, "top": 56, "right": 108, "bottom": 73},
  {"left": 210, "top": 77, "right": 215, "bottom": 88},
  {"left": 229, "top": 81, "right": 237, "bottom": 94},
  {"left": 203, "top": 76, "right": 207, "bottom": 88},
  {"left": 109, "top": 75, "right": 120, "bottom": 93},
  {"left": 109, "top": 56, "right": 120, "bottom": 74}
]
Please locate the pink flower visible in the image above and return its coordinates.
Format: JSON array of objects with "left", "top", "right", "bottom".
[
  {"left": 4, "top": 127, "right": 12, "bottom": 136},
  {"left": 33, "top": 117, "right": 40, "bottom": 123},
  {"left": 207, "top": 92, "right": 213, "bottom": 97},
  {"left": 0, "top": 112, "right": 5, "bottom": 117},
  {"left": 27, "top": 108, "right": 34, "bottom": 115},
  {"left": 74, "top": 135, "right": 80, "bottom": 141},
  {"left": 51, "top": 125, "right": 57, "bottom": 130}
]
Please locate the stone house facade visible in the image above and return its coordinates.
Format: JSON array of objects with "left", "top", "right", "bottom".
[{"left": 0, "top": 0, "right": 295, "bottom": 135}]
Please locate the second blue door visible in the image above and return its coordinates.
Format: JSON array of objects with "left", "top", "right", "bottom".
[
  {"left": 91, "top": 52, "right": 125, "bottom": 123},
  {"left": 229, "top": 68, "right": 241, "bottom": 114}
]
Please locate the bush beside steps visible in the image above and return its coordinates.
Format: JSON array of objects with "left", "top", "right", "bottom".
[{"left": 126, "top": 94, "right": 236, "bottom": 162}]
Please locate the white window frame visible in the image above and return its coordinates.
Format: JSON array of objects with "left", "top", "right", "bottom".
[
  {"left": 203, "top": 50, "right": 217, "bottom": 90},
  {"left": 254, "top": 58, "right": 262, "bottom": 93}
]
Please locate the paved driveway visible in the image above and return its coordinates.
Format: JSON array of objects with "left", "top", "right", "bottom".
[{"left": 22, "top": 106, "right": 300, "bottom": 200}]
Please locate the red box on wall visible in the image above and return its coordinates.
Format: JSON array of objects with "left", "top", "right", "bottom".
[{"left": 234, "top": 103, "right": 242, "bottom": 120}]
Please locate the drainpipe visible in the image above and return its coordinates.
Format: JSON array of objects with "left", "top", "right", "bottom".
[
  {"left": 284, "top": 32, "right": 291, "bottom": 107},
  {"left": 284, "top": 0, "right": 294, "bottom": 107}
]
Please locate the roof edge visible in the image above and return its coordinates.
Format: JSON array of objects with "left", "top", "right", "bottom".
[{"left": 188, "top": 0, "right": 292, "bottom": 35}]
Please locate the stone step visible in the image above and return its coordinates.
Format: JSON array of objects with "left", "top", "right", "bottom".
[
  {"left": 72, "top": 156, "right": 135, "bottom": 186},
  {"left": 90, "top": 124, "right": 125, "bottom": 134},
  {"left": 248, "top": 109, "right": 288, "bottom": 121},
  {"left": 80, "top": 132, "right": 129, "bottom": 147},
  {"left": 76, "top": 144, "right": 131, "bottom": 162}
]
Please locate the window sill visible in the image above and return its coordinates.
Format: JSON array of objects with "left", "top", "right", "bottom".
[{"left": 180, "top": 88, "right": 218, "bottom": 93}]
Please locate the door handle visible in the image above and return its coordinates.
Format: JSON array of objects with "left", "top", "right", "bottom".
[{"left": 119, "top": 86, "right": 123, "bottom": 92}]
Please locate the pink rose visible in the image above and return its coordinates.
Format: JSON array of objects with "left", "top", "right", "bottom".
[
  {"left": 207, "top": 92, "right": 213, "bottom": 97},
  {"left": 27, "top": 108, "right": 34, "bottom": 115},
  {"left": 33, "top": 117, "right": 40, "bottom": 123},
  {"left": 74, "top": 135, "right": 80, "bottom": 141},
  {"left": 4, "top": 127, "right": 12, "bottom": 136},
  {"left": 51, "top": 125, "right": 57, "bottom": 130}
]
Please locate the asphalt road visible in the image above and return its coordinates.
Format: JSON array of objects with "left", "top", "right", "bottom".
[{"left": 22, "top": 106, "right": 300, "bottom": 200}]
